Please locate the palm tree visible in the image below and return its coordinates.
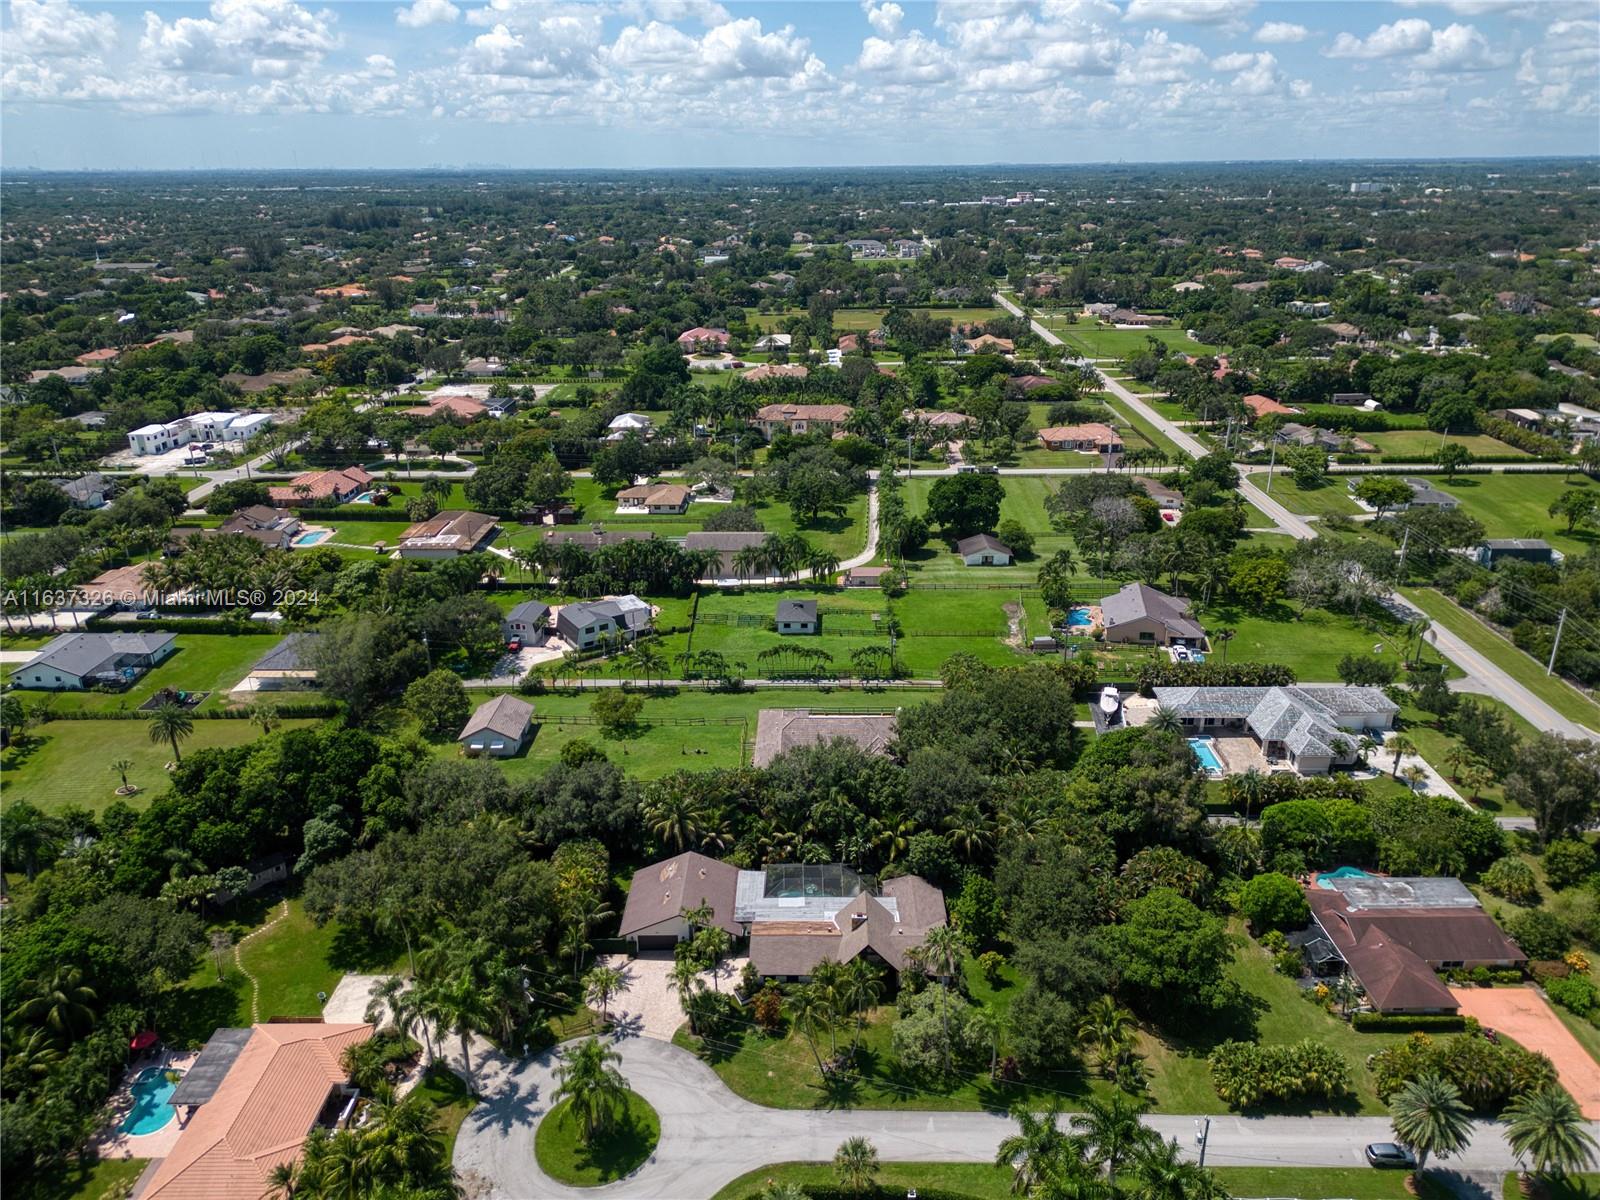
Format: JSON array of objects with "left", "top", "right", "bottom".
[
  {"left": 1505, "top": 1086, "right": 1598, "bottom": 1183},
  {"left": 997, "top": 1101, "right": 1071, "bottom": 1195},
  {"left": 789, "top": 984, "right": 834, "bottom": 1080},
  {"left": 1389, "top": 1071, "right": 1472, "bottom": 1177},
  {"left": 1149, "top": 706, "right": 1182, "bottom": 735},
  {"left": 428, "top": 971, "right": 494, "bottom": 1096},
  {"left": 1212, "top": 628, "right": 1235, "bottom": 664},
  {"left": 833, "top": 1136, "right": 879, "bottom": 1198},
  {"left": 840, "top": 957, "right": 884, "bottom": 1052},
  {"left": 364, "top": 975, "right": 411, "bottom": 1038},
  {"left": 1459, "top": 762, "right": 1496, "bottom": 803},
  {"left": 1126, "top": 1136, "right": 1223, "bottom": 1200},
  {"left": 1076, "top": 996, "right": 1137, "bottom": 1078},
  {"left": 111, "top": 758, "right": 134, "bottom": 793},
  {"left": 2, "top": 802, "right": 64, "bottom": 881},
  {"left": 1387, "top": 733, "right": 1416, "bottom": 779},
  {"left": 147, "top": 702, "right": 195, "bottom": 763},
  {"left": 17, "top": 967, "right": 98, "bottom": 1045},
  {"left": 552, "top": 1037, "right": 629, "bottom": 1143},
  {"left": 583, "top": 964, "right": 626, "bottom": 1024},
  {"left": 1401, "top": 763, "right": 1429, "bottom": 793},
  {"left": 262, "top": 1160, "right": 302, "bottom": 1199},
  {"left": 1233, "top": 767, "right": 1267, "bottom": 824},
  {"left": 1072, "top": 1090, "right": 1157, "bottom": 1188},
  {"left": 249, "top": 702, "right": 280, "bottom": 735}
]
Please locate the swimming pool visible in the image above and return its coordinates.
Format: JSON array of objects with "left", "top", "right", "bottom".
[
  {"left": 1065, "top": 607, "right": 1095, "bottom": 629},
  {"left": 1188, "top": 737, "right": 1224, "bottom": 774},
  {"left": 293, "top": 530, "right": 332, "bottom": 547},
  {"left": 120, "top": 1066, "right": 180, "bottom": 1135},
  {"left": 1317, "top": 866, "right": 1372, "bottom": 888},
  {"left": 350, "top": 491, "right": 377, "bottom": 504}
]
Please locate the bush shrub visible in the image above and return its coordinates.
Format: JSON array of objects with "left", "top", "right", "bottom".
[
  {"left": 1237, "top": 872, "right": 1311, "bottom": 933},
  {"left": 1136, "top": 661, "right": 1296, "bottom": 695},
  {"left": 1350, "top": 1013, "right": 1467, "bottom": 1033},
  {"left": 1545, "top": 973, "right": 1600, "bottom": 1018},
  {"left": 1508, "top": 908, "right": 1571, "bottom": 960},
  {"left": 1543, "top": 839, "right": 1598, "bottom": 891},
  {"left": 1207, "top": 1039, "right": 1351, "bottom": 1108},
  {"left": 1370, "top": 1031, "right": 1556, "bottom": 1112},
  {"left": 1482, "top": 857, "right": 1539, "bottom": 904}
]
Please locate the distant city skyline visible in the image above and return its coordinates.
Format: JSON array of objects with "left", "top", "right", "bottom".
[{"left": 2, "top": 0, "right": 1596, "bottom": 170}]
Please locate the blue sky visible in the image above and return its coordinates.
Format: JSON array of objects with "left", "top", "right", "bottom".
[{"left": 2, "top": 0, "right": 1596, "bottom": 170}]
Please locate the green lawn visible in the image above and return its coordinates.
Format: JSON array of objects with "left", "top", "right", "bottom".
[
  {"left": 712, "top": 1164, "right": 1436, "bottom": 1200},
  {"left": 1364, "top": 430, "right": 1528, "bottom": 459},
  {"left": 429, "top": 687, "right": 938, "bottom": 779},
  {"left": 745, "top": 306, "right": 1005, "bottom": 333},
  {"left": 1397, "top": 698, "right": 1537, "bottom": 816},
  {"left": 1195, "top": 601, "right": 1445, "bottom": 683},
  {"left": 902, "top": 476, "right": 1087, "bottom": 583},
  {"left": 1399, "top": 587, "right": 1600, "bottom": 731},
  {"left": 1265, "top": 477, "right": 1366, "bottom": 520},
  {"left": 1142, "top": 925, "right": 1410, "bottom": 1116},
  {"left": 1424, "top": 474, "right": 1600, "bottom": 558},
  {"left": 534, "top": 1090, "right": 659, "bottom": 1186},
  {"left": 0, "top": 718, "right": 319, "bottom": 815},
  {"left": 1103, "top": 397, "right": 1188, "bottom": 462},
  {"left": 415, "top": 1063, "right": 476, "bottom": 1164},
  {"left": 1032, "top": 318, "right": 1217, "bottom": 361},
  {"left": 14, "top": 1155, "right": 151, "bottom": 1200},
  {"left": 20, "top": 634, "right": 284, "bottom": 715}
]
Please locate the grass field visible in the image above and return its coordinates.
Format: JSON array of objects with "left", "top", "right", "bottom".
[
  {"left": 415, "top": 1064, "right": 477, "bottom": 1165},
  {"left": 1264, "top": 477, "right": 1367, "bottom": 520},
  {"left": 1195, "top": 600, "right": 1442, "bottom": 682},
  {"left": 1399, "top": 587, "right": 1600, "bottom": 731},
  {"left": 426, "top": 686, "right": 939, "bottom": 779},
  {"left": 1364, "top": 430, "right": 1528, "bottom": 459},
  {"left": 1397, "top": 697, "right": 1537, "bottom": 816},
  {"left": 15, "top": 1156, "right": 150, "bottom": 1200},
  {"left": 902, "top": 476, "right": 1086, "bottom": 583},
  {"left": 712, "top": 1164, "right": 1438, "bottom": 1200},
  {"left": 534, "top": 1091, "right": 659, "bottom": 1186},
  {"left": 745, "top": 306, "right": 1005, "bottom": 333},
  {"left": 15, "top": 633, "right": 285, "bottom": 715},
  {"left": 0, "top": 718, "right": 319, "bottom": 815},
  {"left": 1035, "top": 319, "right": 1218, "bottom": 360},
  {"left": 1103, "top": 397, "right": 1188, "bottom": 462},
  {"left": 1424, "top": 473, "right": 1600, "bottom": 558}
]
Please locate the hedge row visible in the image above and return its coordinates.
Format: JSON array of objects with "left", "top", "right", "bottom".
[
  {"left": 1483, "top": 416, "right": 1571, "bottom": 460},
  {"left": 83, "top": 617, "right": 279, "bottom": 635},
  {"left": 1351, "top": 1012, "right": 1468, "bottom": 1033},
  {"left": 1136, "top": 661, "right": 1296, "bottom": 694},
  {"left": 1377, "top": 453, "right": 1539, "bottom": 465}
]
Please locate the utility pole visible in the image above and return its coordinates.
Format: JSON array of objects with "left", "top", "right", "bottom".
[
  {"left": 1195, "top": 1117, "right": 1211, "bottom": 1168},
  {"left": 1548, "top": 608, "right": 1567, "bottom": 676},
  {"left": 1264, "top": 436, "right": 1278, "bottom": 494},
  {"left": 1395, "top": 526, "right": 1410, "bottom": 583}
]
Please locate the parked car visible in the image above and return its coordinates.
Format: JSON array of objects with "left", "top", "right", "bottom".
[
  {"left": 1172, "top": 645, "right": 1190, "bottom": 662},
  {"left": 1364, "top": 1143, "right": 1416, "bottom": 1169},
  {"left": 506, "top": 640, "right": 521, "bottom": 652}
]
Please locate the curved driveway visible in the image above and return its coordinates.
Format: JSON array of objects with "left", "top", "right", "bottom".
[{"left": 453, "top": 1033, "right": 1540, "bottom": 1199}]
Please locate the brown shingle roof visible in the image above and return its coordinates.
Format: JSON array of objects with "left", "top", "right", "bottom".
[
  {"left": 751, "top": 709, "right": 897, "bottom": 768},
  {"left": 618, "top": 852, "right": 741, "bottom": 938}
]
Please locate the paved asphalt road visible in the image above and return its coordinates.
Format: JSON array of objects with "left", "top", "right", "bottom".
[{"left": 451, "top": 1032, "right": 1542, "bottom": 1199}]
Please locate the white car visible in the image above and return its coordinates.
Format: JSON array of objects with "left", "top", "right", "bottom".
[{"left": 1172, "top": 645, "right": 1190, "bottom": 663}]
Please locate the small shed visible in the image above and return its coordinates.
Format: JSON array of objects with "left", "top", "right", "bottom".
[
  {"left": 458, "top": 694, "right": 535, "bottom": 758},
  {"left": 776, "top": 599, "right": 818, "bottom": 635},
  {"left": 956, "top": 533, "right": 1013, "bottom": 566}
]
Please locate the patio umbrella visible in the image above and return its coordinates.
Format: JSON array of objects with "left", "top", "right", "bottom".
[{"left": 129, "top": 1030, "right": 159, "bottom": 1052}]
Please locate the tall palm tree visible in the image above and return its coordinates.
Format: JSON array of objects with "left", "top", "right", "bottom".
[
  {"left": 1076, "top": 996, "right": 1137, "bottom": 1078},
  {"left": 1505, "top": 1086, "right": 1598, "bottom": 1182},
  {"left": 583, "top": 964, "right": 626, "bottom": 1024},
  {"left": 17, "top": 966, "right": 98, "bottom": 1045},
  {"left": 147, "top": 702, "right": 195, "bottom": 763},
  {"left": 552, "top": 1037, "right": 629, "bottom": 1143},
  {"left": 364, "top": 975, "right": 411, "bottom": 1038},
  {"left": 1386, "top": 733, "right": 1416, "bottom": 779},
  {"left": 921, "top": 923, "right": 972, "bottom": 1075},
  {"left": 996, "top": 1101, "right": 1071, "bottom": 1195},
  {"left": 1389, "top": 1071, "right": 1472, "bottom": 1176},
  {"left": 1126, "top": 1136, "right": 1224, "bottom": 1200},
  {"left": 428, "top": 971, "right": 494, "bottom": 1096},
  {"left": 262, "top": 1159, "right": 302, "bottom": 1200},
  {"left": 833, "top": 1136, "right": 879, "bottom": 1198},
  {"left": 1072, "top": 1090, "right": 1157, "bottom": 1188},
  {"left": 789, "top": 984, "right": 834, "bottom": 1080},
  {"left": 1211, "top": 628, "right": 1235, "bottom": 664}
]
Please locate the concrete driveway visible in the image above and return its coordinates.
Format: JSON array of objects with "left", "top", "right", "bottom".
[
  {"left": 1451, "top": 985, "right": 1600, "bottom": 1117},
  {"left": 597, "top": 953, "right": 749, "bottom": 1042}
]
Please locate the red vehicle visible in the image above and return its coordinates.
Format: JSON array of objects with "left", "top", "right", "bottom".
[{"left": 506, "top": 640, "right": 521, "bottom": 652}]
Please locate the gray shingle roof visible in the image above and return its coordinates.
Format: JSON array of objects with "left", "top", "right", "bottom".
[
  {"left": 457, "top": 693, "right": 534, "bottom": 742},
  {"left": 777, "top": 599, "right": 817, "bottom": 623},
  {"left": 251, "top": 632, "right": 320, "bottom": 673},
  {"left": 956, "top": 533, "right": 1012, "bottom": 556},
  {"left": 31, "top": 632, "right": 175, "bottom": 678},
  {"left": 1100, "top": 582, "right": 1205, "bottom": 640},
  {"left": 504, "top": 601, "right": 549, "bottom": 626}
]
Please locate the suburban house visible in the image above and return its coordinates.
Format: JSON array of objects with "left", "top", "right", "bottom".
[
  {"left": 964, "top": 334, "right": 1014, "bottom": 354},
  {"left": 1307, "top": 874, "right": 1526, "bottom": 1014},
  {"left": 216, "top": 505, "right": 301, "bottom": 549},
  {"left": 776, "top": 599, "right": 818, "bottom": 634},
  {"left": 683, "top": 530, "right": 768, "bottom": 581},
  {"left": 555, "top": 595, "right": 653, "bottom": 649},
  {"left": 744, "top": 363, "right": 810, "bottom": 382},
  {"left": 677, "top": 326, "right": 731, "bottom": 352},
  {"left": 1133, "top": 476, "right": 1184, "bottom": 510},
  {"left": 1346, "top": 477, "right": 1460, "bottom": 511},
  {"left": 395, "top": 510, "right": 498, "bottom": 558},
  {"left": 458, "top": 694, "right": 535, "bottom": 758},
  {"left": 238, "top": 633, "right": 321, "bottom": 693},
  {"left": 266, "top": 467, "right": 373, "bottom": 507},
  {"left": 606, "top": 412, "right": 652, "bottom": 436},
  {"left": 752, "top": 708, "right": 899, "bottom": 767},
  {"left": 502, "top": 601, "right": 550, "bottom": 642},
  {"left": 53, "top": 472, "right": 110, "bottom": 509},
  {"left": 400, "top": 393, "right": 487, "bottom": 421},
  {"left": 752, "top": 333, "right": 792, "bottom": 352},
  {"left": 617, "top": 856, "right": 948, "bottom": 984},
  {"left": 1274, "top": 423, "right": 1375, "bottom": 454},
  {"left": 905, "top": 409, "right": 974, "bottom": 434},
  {"left": 617, "top": 852, "right": 743, "bottom": 950},
  {"left": 74, "top": 562, "right": 161, "bottom": 611},
  {"left": 1100, "top": 582, "right": 1206, "bottom": 646},
  {"left": 1038, "top": 423, "right": 1124, "bottom": 454},
  {"left": 134, "top": 1023, "right": 373, "bottom": 1200},
  {"left": 615, "top": 483, "right": 691, "bottom": 514},
  {"left": 126, "top": 411, "right": 271, "bottom": 456},
  {"left": 957, "top": 533, "right": 1013, "bottom": 566},
  {"left": 1107, "top": 308, "right": 1170, "bottom": 326},
  {"left": 461, "top": 356, "right": 506, "bottom": 377},
  {"left": 1475, "top": 539, "right": 1562, "bottom": 568},
  {"left": 13, "top": 631, "right": 177, "bottom": 691},
  {"left": 752, "top": 403, "right": 854, "bottom": 437},
  {"left": 1242, "top": 394, "right": 1300, "bottom": 421},
  {"left": 541, "top": 528, "right": 656, "bottom": 551},
  {"left": 840, "top": 565, "right": 892, "bottom": 588},
  {"left": 1150, "top": 685, "right": 1399, "bottom": 775}
]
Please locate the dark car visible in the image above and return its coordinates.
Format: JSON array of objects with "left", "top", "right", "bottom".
[{"left": 1365, "top": 1143, "right": 1416, "bottom": 1169}]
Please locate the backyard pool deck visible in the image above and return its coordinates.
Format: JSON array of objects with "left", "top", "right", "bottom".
[{"left": 94, "top": 1049, "right": 199, "bottom": 1161}]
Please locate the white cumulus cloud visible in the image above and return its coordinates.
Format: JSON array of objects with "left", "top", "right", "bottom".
[
  {"left": 1254, "top": 21, "right": 1308, "bottom": 44},
  {"left": 1124, "top": 0, "right": 1255, "bottom": 26},
  {"left": 856, "top": 30, "right": 956, "bottom": 83},
  {"left": 6, "top": 0, "right": 117, "bottom": 56},
  {"left": 396, "top": 0, "right": 458, "bottom": 29},
  {"left": 1325, "top": 18, "right": 1433, "bottom": 59},
  {"left": 862, "top": 0, "right": 904, "bottom": 37}
]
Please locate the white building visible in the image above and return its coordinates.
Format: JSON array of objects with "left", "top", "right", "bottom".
[{"left": 126, "top": 411, "right": 271, "bottom": 456}]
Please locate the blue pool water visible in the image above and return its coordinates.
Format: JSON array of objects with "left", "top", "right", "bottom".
[
  {"left": 293, "top": 530, "right": 332, "bottom": 547},
  {"left": 1317, "top": 866, "right": 1372, "bottom": 888},
  {"left": 1065, "top": 607, "right": 1095, "bottom": 629},
  {"left": 1188, "top": 737, "right": 1224, "bottom": 773},
  {"left": 121, "top": 1067, "right": 180, "bottom": 1135},
  {"left": 350, "top": 491, "right": 377, "bottom": 504}
]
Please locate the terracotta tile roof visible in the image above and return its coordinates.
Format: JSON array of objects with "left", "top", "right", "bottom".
[
  {"left": 754, "top": 403, "right": 853, "bottom": 424},
  {"left": 138, "top": 1023, "right": 372, "bottom": 1200},
  {"left": 1242, "top": 394, "right": 1299, "bottom": 419}
]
